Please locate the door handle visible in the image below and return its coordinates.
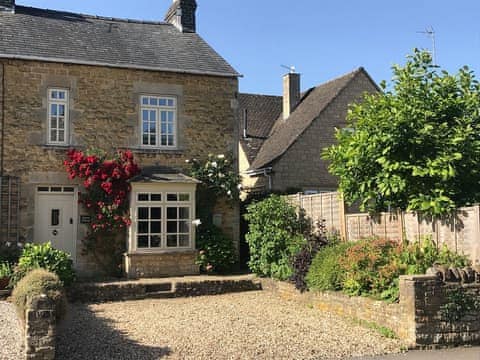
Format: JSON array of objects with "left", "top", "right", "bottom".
[{"left": 52, "top": 230, "right": 58, "bottom": 236}]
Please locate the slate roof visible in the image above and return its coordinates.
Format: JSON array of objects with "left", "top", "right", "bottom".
[
  {"left": 238, "top": 93, "right": 283, "bottom": 163},
  {"left": 0, "top": 6, "right": 239, "bottom": 77},
  {"left": 130, "top": 166, "right": 201, "bottom": 184},
  {"left": 250, "top": 67, "right": 375, "bottom": 170}
]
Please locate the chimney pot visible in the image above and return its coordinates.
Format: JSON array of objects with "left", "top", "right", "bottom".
[
  {"left": 283, "top": 72, "right": 300, "bottom": 120},
  {"left": 165, "top": 0, "right": 197, "bottom": 33}
]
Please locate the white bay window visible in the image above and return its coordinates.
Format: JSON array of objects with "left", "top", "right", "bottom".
[{"left": 129, "top": 184, "right": 196, "bottom": 252}]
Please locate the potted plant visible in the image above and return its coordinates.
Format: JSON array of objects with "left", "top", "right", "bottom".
[{"left": 0, "top": 262, "right": 12, "bottom": 290}]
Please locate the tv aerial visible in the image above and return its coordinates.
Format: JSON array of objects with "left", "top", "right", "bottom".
[
  {"left": 417, "top": 26, "right": 437, "bottom": 66},
  {"left": 281, "top": 64, "right": 296, "bottom": 73}
]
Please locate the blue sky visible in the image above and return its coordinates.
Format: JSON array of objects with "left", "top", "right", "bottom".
[{"left": 21, "top": 1, "right": 480, "bottom": 95}]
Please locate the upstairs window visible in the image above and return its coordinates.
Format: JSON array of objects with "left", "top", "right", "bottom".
[
  {"left": 48, "top": 89, "right": 69, "bottom": 145},
  {"left": 140, "top": 95, "right": 176, "bottom": 148}
]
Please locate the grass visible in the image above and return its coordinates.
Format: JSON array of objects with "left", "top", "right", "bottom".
[{"left": 351, "top": 318, "right": 397, "bottom": 339}]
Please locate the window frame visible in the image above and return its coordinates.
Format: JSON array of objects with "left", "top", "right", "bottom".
[
  {"left": 139, "top": 95, "right": 177, "bottom": 149},
  {"left": 47, "top": 88, "right": 69, "bottom": 145},
  {"left": 129, "top": 186, "right": 195, "bottom": 253}
]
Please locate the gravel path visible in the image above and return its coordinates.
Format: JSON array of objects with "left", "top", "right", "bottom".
[
  {"left": 57, "top": 291, "right": 403, "bottom": 360},
  {"left": 0, "top": 301, "right": 24, "bottom": 360}
]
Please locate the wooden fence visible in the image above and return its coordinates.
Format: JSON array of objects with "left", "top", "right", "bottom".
[{"left": 286, "top": 192, "right": 480, "bottom": 265}]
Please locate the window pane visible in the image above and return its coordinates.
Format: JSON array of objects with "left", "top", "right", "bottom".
[
  {"left": 149, "top": 97, "right": 158, "bottom": 106},
  {"left": 179, "top": 221, "right": 189, "bottom": 233},
  {"left": 179, "top": 207, "right": 189, "bottom": 219},
  {"left": 138, "top": 207, "right": 149, "bottom": 220},
  {"left": 167, "top": 111, "right": 174, "bottom": 122},
  {"left": 138, "top": 221, "right": 148, "bottom": 234},
  {"left": 179, "top": 235, "right": 189, "bottom": 247},
  {"left": 167, "top": 221, "right": 177, "bottom": 233},
  {"left": 51, "top": 91, "right": 58, "bottom": 99},
  {"left": 161, "top": 135, "right": 167, "bottom": 146},
  {"left": 142, "top": 109, "right": 149, "bottom": 120},
  {"left": 142, "top": 134, "right": 149, "bottom": 145},
  {"left": 142, "top": 97, "right": 149, "bottom": 105},
  {"left": 160, "top": 111, "right": 167, "bottom": 122},
  {"left": 151, "top": 194, "right": 162, "bottom": 202},
  {"left": 50, "top": 130, "right": 57, "bottom": 141},
  {"left": 167, "top": 235, "right": 177, "bottom": 247},
  {"left": 167, "top": 135, "right": 174, "bottom": 146},
  {"left": 138, "top": 194, "right": 149, "bottom": 201},
  {"left": 179, "top": 193, "right": 190, "bottom": 201},
  {"left": 161, "top": 123, "right": 167, "bottom": 135},
  {"left": 50, "top": 117, "right": 57, "bottom": 129},
  {"left": 58, "top": 105, "right": 65, "bottom": 116},
  {"left": 167, "top": 193, "right": 178, "bottom": 202},
  {"left": 167, "top": 99, "right": 174, "bottom": 107},
  {"left": 167, "top": 124, "right": 173, "bottom": 134},
  {"left": 151, "top": 207, "right": 161, "bottom": 219},
  {"left": 58, "top": 131, "right": 64, "bottom": 142},
  {"left": 138, "top": 235, "right": 149, "bottom": 248},
  {"left": 58, "top": 91, "right": 65, "bottom": 100},
  {"left": 167, "top": 207, "right": 177, "bottom": 219},
  {"left": 149, "top": 135, "right": 156, "bottom": 146},
  {"left": 51, "top": 104, "right": 57, "bottom": 116},
  {"left": 151, "top": 235, "right": 161, "bottom": 248},
  {"left": 151, "top": 221, "right": 161, "bottom": 233},
  {"left": 159, "top": 98, "right": 167, "bottom": 106},
  {"left": 59, "top": 118, "right": 65, "bottom": 129},
  {"left": 149, "top": 110, "right": 156, "bottom": 120}
]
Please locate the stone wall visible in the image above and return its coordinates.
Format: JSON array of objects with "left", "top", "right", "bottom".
[
  {"left": 24, "top": 295, "right": 57, "bottom": 360},
  {"left": 400, "top": 274, "right": 480, "bottom": 348},
  {"left": 262, "top": 275, "right": 480, "bottom": 349},
  {"left": 124, "top": 251, "right": 199, "bottom": 278},
  {"left": 0, "top": 58, "right": 239, "bottom": 274}
]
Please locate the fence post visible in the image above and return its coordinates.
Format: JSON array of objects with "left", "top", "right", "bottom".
[{"left": 338, "top": 193, "right": 347, "bottom": 241}]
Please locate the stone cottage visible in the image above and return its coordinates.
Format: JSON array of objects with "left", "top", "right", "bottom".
[
  {"left": 239, "top": 68, "right": 378, "bottom": 197},
  {"left": 0, "top": 0, "right": 240, "bottom": 277}
]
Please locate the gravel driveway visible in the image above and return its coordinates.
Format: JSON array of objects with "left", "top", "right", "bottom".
[
  {"left": 57, "top": 291, "right": 403, "bottom": 360},
  {"left": 0, "top": 301, "right": 24, "bottom": 360}
]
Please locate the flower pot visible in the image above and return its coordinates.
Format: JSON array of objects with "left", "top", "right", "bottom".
[{"left": 0, "top": 277, "right": 10, "bottom": 290}]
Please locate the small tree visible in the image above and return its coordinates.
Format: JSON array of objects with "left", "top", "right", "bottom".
[{"left": 324, "top": 50, "right": 480, "bottom": 215}]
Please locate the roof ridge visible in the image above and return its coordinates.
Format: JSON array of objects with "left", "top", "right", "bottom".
[{"left": 15, "top": 5, "right": 171, "bottom": 26}]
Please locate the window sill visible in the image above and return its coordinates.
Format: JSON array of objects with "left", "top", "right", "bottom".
[
  {"left": 41, "top": 144, "right": 79, "bottom": 150},
  {"left": 130, "top": 147, "right": 184, "bottom": 155},
  {"left": 126, "top": 249, "right": 196, "bottom": 256}
]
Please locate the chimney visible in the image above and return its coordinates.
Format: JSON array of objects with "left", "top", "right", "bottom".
[
  {"left": 283, "top": 71, "right": 300, "bottom": 120},
  {"left": 0, "top": 0, "right": 14, "bottom": 12},
  {"left": 165, "top": 0, "right": 197, "bottom": 33}
]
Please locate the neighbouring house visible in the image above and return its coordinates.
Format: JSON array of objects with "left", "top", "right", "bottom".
[
  {"left": 0, "top": 0, "right": 241, "bottom": 277},
  {"left": 239, "top": 68, "right": 378, "bottom": 197}
]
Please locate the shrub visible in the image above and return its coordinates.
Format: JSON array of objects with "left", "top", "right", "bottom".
[
  {"left": 244, "top": 195, "right": 308, "bottom": 279},
  {"left": 12, "top": 268, "right": 66, "bottom": 322},
  {"left": 306, "top": 242, "right": 353, "bottom": 291},
  {"left": 290, "top": 221, "right": 329, "bottom": 292},
  {"left": 0, "top": 241, "right": 23, "bottom": 264},
  {"left": 0, "top": 261, "right": 12, "bottom": 278},
  {"left": 10, "top": 242, "right": 75, "bottom": 287},
  {"left": 195, "top": 223, "right": 236, "bottom": 274}
]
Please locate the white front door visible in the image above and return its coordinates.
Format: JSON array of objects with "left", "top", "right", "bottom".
[{"left": 34, "top": 186, "right": 77, "bottom": 262}]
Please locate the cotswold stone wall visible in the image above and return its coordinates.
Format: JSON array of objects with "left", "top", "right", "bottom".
[
  {"left": 0, "top": 59, "right": 239, "bottom": 273},
  {"left": 125, "top": 251, "right": 199, "bottom": 278},
  {"left": 262, "top": 275, "right": 480, "bottom": 349},
  {"left": 25, "top": 295, "right": 57, "bottom": 360}
]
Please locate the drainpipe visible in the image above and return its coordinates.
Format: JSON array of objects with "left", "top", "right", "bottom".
[{"left": 1, "top": 62, "right": 5, "bottom": 177}]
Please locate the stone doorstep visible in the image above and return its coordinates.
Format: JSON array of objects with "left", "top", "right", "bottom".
[{"left": 68, "top": 274, "right": 261, "bottom": 303}]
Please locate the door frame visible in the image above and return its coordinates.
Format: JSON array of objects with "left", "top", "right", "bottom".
[{"left": 34, "top": 185, "right": 78, "bottom": 264}]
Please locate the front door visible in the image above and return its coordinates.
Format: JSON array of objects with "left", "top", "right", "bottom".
[{"left": 34, "top": 186, "right": 77, "bottom": 262}]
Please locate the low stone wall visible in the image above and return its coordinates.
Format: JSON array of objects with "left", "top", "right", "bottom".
[
  {"left": 124, "top": 250, "right": 199, "bottom": 278},
  {"left": 24, "top": 295, "right": 57, "bottom": 360},
  {"left": 261, "top": 275, "right": 480, "bottom": 349},
  {"left": 400, "top": 275, "right": 480, "bottom": 348},
  {"left": 174, "top": 279, "right": 261, "bottom": 297}
]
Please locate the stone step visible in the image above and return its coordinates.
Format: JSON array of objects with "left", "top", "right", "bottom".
[{"left": 145, "top": 290, "right": 175, "bottom": 299}]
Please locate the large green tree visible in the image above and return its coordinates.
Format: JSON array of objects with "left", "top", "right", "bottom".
[{"left": 324, "top": 50, "right": 480, "bottom": 215}]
